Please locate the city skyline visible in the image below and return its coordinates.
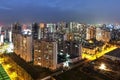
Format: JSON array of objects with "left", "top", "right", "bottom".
[
  {"left": 0, "top": 1, "right": 120, "bottom": 80},
  {"left": 0, "top": 21, "right": 120, "bottom": 80},
  {"left": 0, "top": 0, "right": 120, "bottom": 25}
]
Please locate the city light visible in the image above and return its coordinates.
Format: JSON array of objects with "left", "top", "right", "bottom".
[
  {"left": 40, "top": 23, "right": 45, "bottom": 28},
  {"left": 1, "top": 19, "right": 120, "bottom": 80},
  {"left": 82, "top": 46, "right": 117, "bottom": 60},
  {"left": 63, "top": 61, "right": 69, "bottom": 67},
  {"left": 89, "top": 40, "right": 93, "bottom": 43},
  {"left": 22, "top": 29, "right": 32, "bottom": 35},
  {"left": 99, "top": 63, "right": 106, "bottom": 70},
  {"left": 66, "top": 54, "right": 70, "bottom": 58},
  {"left": 60, "top": 52, "right": 63, "bottom": 55}
]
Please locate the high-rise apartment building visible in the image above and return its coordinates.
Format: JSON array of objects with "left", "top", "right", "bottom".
[
  {"left": 96, "top": 27, "right": 111, "bottom": 42},
  {"left": 86, "top": 26, "right": 96, "bottom": 40},
  {"left": 34, "top": 40, "right": 58, "bottom": 70},
  {"left": 20, "top": 35, "right": 33, "bottom": 62},
  {"left": 12, "top": 23, "right": 33, "bottom": 62}
]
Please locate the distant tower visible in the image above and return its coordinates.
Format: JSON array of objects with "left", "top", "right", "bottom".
[
  {"left": 9, "top": 31, "right": 12, "bottom": 42},
  {"left": 38, "top": 23, "right": 45, "bottom": 39},
  {"left": 32, "top": 23, "right": 39, "bottom": 39},
  {"left": 0, "top": 26, "right": 2, "bottom": 34},
  {"left": 0, "top": 34, "right": 4, "bottom": 43}
]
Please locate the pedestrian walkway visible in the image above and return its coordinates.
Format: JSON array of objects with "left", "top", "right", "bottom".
[{"left": 0, "top": 64, "right": 11, "bottom": 80}]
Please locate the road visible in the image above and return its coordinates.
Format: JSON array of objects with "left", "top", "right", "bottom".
[{"left": 41, "top": 60, "right": 89, "bottom": 80}]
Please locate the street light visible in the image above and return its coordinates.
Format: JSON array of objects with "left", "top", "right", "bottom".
[{"left": 99, "top": 63, "right": 106, "bottom": 70}]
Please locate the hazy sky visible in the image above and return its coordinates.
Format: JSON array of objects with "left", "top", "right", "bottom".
[{"left": 0, "top": 0, "right": 120, "bottom": 25}]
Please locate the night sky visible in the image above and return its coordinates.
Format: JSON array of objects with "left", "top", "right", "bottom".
[{"left": 0, "top": 0, "right": 120, "bottom": 25}]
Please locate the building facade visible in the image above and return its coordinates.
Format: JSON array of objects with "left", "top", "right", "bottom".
[
  {"left": 86, "top": 26, "right": 96, "bottom": 40},
  {"left": 12, "top": 23, "right": 33, "bottom": 62},
  {"left": 34, "top": 40, "right": 58, "bottom": 70},
  {"left": 96, "top": 27, "right": 111, "bottom": 42}
]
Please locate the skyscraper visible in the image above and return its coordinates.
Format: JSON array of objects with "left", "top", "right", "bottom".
[{"left": 32, "top": 23, "right": 39, "bottom": 39}]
